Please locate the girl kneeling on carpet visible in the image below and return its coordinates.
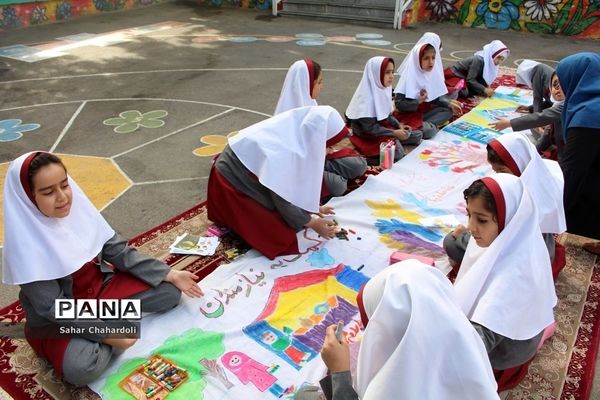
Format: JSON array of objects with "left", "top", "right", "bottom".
[
  {"left": 207, "top": 105, "right": 343, "bottom": 260},
  {"left": 454, "top": 174, "right": 557, "bottom": 390},
  {"left": 2, "top": 152, "right": 203, "bottom": 386},
  {"left": 444, "top": 132, "right": 566, "bottom": 278},
  {"left": 300, "top": 261, "right": 499, "bottom": 400},
  {"left": 274, "top": 58, "right": 367, "bottom": 199}
]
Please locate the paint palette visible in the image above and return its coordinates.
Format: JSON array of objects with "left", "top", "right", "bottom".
[{"left": 120, "top": 355, "right": 188, "bottom": 399}]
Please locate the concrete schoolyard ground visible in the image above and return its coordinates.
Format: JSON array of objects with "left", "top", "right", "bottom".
[{"left": 0, "top": 1, "right": 598, "bottom": 394}]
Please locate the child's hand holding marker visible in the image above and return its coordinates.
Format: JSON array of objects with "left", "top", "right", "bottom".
[{"left": 321, "top": 322, "right": 350, "bottom": 373}]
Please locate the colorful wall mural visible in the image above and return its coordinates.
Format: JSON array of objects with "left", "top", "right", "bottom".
[
  {"left": 0, "top": 0, "right": 157, "bottom": 30},
  {"left": 412, "top": 0, "right": 600, "bottom": 38},
  {"left": 2, "top": 0, "right": 598, "bottom": 37}
]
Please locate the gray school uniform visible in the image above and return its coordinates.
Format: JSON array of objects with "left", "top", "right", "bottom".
[
  {"left": 473, "top": 323, "right": 544, "bottom": 370},
  {"left": 216, "top": 145, "right": 311, "bottom": 230},
  {"left": 511, "top": 103, "right": 565, "bottom": 160},
  {"left": 19, "top": 233, "right": 182, "bottom": 386},
  {"left": 394, "top": 93, "right": 454, "bottom": 139},
  {"left": 324, "top": 157, "right": 368, "bottom": 197},
  {"left": 527, "top": 64, "right": 555, "bottom": 113},
  {"left": 294, "top": 372, "right": 358, "bottom": 400},
  {"left": 450, "top": 56, "right": 488, "bottom": 97},
  {"left": 350, "top": 115, "right": 420, "bottom": 162}
]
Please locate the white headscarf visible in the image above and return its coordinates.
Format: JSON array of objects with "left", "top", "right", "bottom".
[
  {"left": 516, "top": 59, "right": 541, "bottom": 88},
  {"left": 489, "top": 133, "right": 566, "bottom": 233},
  {"left": 454, "top": 174, "right": 557, "bottom": 340},
  {"left": 2, "top": 152, "right": 115, "bottom": 285},
  {"left": 475, "top": 40, "right": 510, "bottom": 86},
  {"left": 345, "top": 56, "right": 394, "bottom": 121},
  {"left": 229, "top": 105, "right": 344, "bottom": 213},
  {"left": 356, "top": 261, "right": 499, "bottom": 400},
  {"left": 274, "top": 59, "right": 318, "bottom": 115},
  {"left": 396, "top": 32, "right": 442, "bottom": 76},
  {"left": 395, "top": 34, "right": 447, "bottom": 101}
]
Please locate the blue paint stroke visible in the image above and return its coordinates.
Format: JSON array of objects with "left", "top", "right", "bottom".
[
  {"left": 355, "top": 33, "right": 383, "bottom": 39},
  {"left": 389, "top": 230, "right": 445, "bottom": 256},
  {"left": 335, "top": 266, "right": 369, "bottom": 292},
  {"left": 306, "top": 248, "right": 334, "bottom": 267},
  {"left": 229, "top": 37, "right": 258, "bottom": 43},
  {"left": 400, "top": 193, "right": 448, "bottom": 217},
  {"left": 361, "top": 40, "right": 391, "bottom": 46},
  {"left": 375, "top": 219, "right": 442, "bottom": 242}
]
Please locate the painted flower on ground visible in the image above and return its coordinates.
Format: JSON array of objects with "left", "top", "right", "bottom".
[
  {"left": 426, "top": 0, "right": 458, "bottom": 21},
  {"left": 476, "top": 0, "right": 520, "bottom": 30},
  {"left": 524, "top": 0, "right": 560, "bottom": 21},
  {"left": 103, "top": 110, "right": 168, "bottom": 134},
  {"left": 193, "top": 131, "right": 239, "bottom": 157},
  {"left": 0, "top": 119, "right": 41, "bottom": 142}
]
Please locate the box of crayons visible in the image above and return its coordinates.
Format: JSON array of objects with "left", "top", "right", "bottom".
[{"left": 119, "top": 355, "right": 188, "bottom": 399}]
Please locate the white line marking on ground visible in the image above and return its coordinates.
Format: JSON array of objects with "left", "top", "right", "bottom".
[
  {"left": 0, "top": 98, "right": 272, "bottom": 117},
  {"left": 134, "top": 176, "right": 209, "bottom": 186},
  {"left": 0, "top": 68, "right": 363, "bottom": 85},
  {"left": 111, "top": 108, "right": 235, "bottom": 159},
  {"left": 49, "top": 101, "right": 87, "bottom": 152}
]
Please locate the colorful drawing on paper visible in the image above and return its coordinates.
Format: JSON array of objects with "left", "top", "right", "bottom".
[
  {"left": 442, "top": 121, "right": 502, "bottom": 144},
  {"left": 418, "top": 139, "right": 488, "bottom": 174},
  {"left": 199, "top": 269, "right": 267, "bottom": 319},
  {"left": 102, "top": 329, "right": 225, "bottom": 399},
  {"left": 221, "top": 351, "right": 294, "bottom": 397},
  {"left": 243, "top": 265, "right": 369, "bottom": 370},
  {"left": 367, "top": 198, "right": 447, "bottom": 258}
]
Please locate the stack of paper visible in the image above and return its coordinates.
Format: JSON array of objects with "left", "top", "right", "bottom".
[{"left": 169, "top": 233, "right": 220, "bottom": 256}]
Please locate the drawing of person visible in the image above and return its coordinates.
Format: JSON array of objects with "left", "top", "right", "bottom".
[
  {"left": 260, "top": 330, "right": 308, "bottom": 365},
  {"left": 221, "top": 351, "right": 285, "bottom": 397}
]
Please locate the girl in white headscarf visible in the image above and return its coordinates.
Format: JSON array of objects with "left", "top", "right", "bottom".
[
  {"left": 315, "top": 261, "right": 499, "bottom": 400},
  {"left": 491, "top": 72, "right": 566, "bottom": 160},
  {"left": 454, "top": 174, "right": 557, "bottom": 390},
  {"left": 207, "top": 105, "right": 345, "bottom": 259},
  {"left": 515, "top": 59, "right": 555, "bottom": 113},
  {"left": 445, "top": 40, "right": 509, "bottom": 98},
  {"left": 346, "top": 56, "right": 417, "bottom": 163},
  {"left": 274, "top": 59, "right": 367, "bottom": 199},
  {"left": 274, "top": 58, "right": 320, "bottom": 115},
  {"left": 445, "top": 133, "right": 567, "bottom": 278},
  {"left": 394, "top": 32, "right": 462, "bottom": 140},
  {"left": 2, "top": 152, "right": 201, "bottom": 386}
]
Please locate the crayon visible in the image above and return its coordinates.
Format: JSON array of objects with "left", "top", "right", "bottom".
[{"left": 335, "top": 321, "right": 344, "bottom": 342}]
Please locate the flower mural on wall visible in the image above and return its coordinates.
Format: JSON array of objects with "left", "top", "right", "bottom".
[
  {"left": 29, "top": 5, "right": 48, "bottom": 25},
  {"left": 0, "top": 119, "right": 41, "bottom": 142},
  {"left": 454, "top": 0, "right": 599, "bottom": 36},
  {"left": 193, "top": 131, "right": 239, "bottom": 157},
  {"left": 524, "top": 0, "right": 560, "bottom": 20},
  {"left": 426, "top": 0, "right": 458, "bottom": 20},
  {"left": 103, "top": 110, "right": 168, "bottom": 134},
  {"left": 1, "top": 6, "right": 22, "bottom": 29},
  {"left": 475, "top": 0, "right": 520, "bottom": 29},
  {"left": 56, "top": 1, "right": 73, "bottom": 20}
]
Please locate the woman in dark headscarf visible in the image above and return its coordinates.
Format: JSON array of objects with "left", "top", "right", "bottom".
[{"left": 556, "top": 52, "right": 600, "bottom": 254}]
